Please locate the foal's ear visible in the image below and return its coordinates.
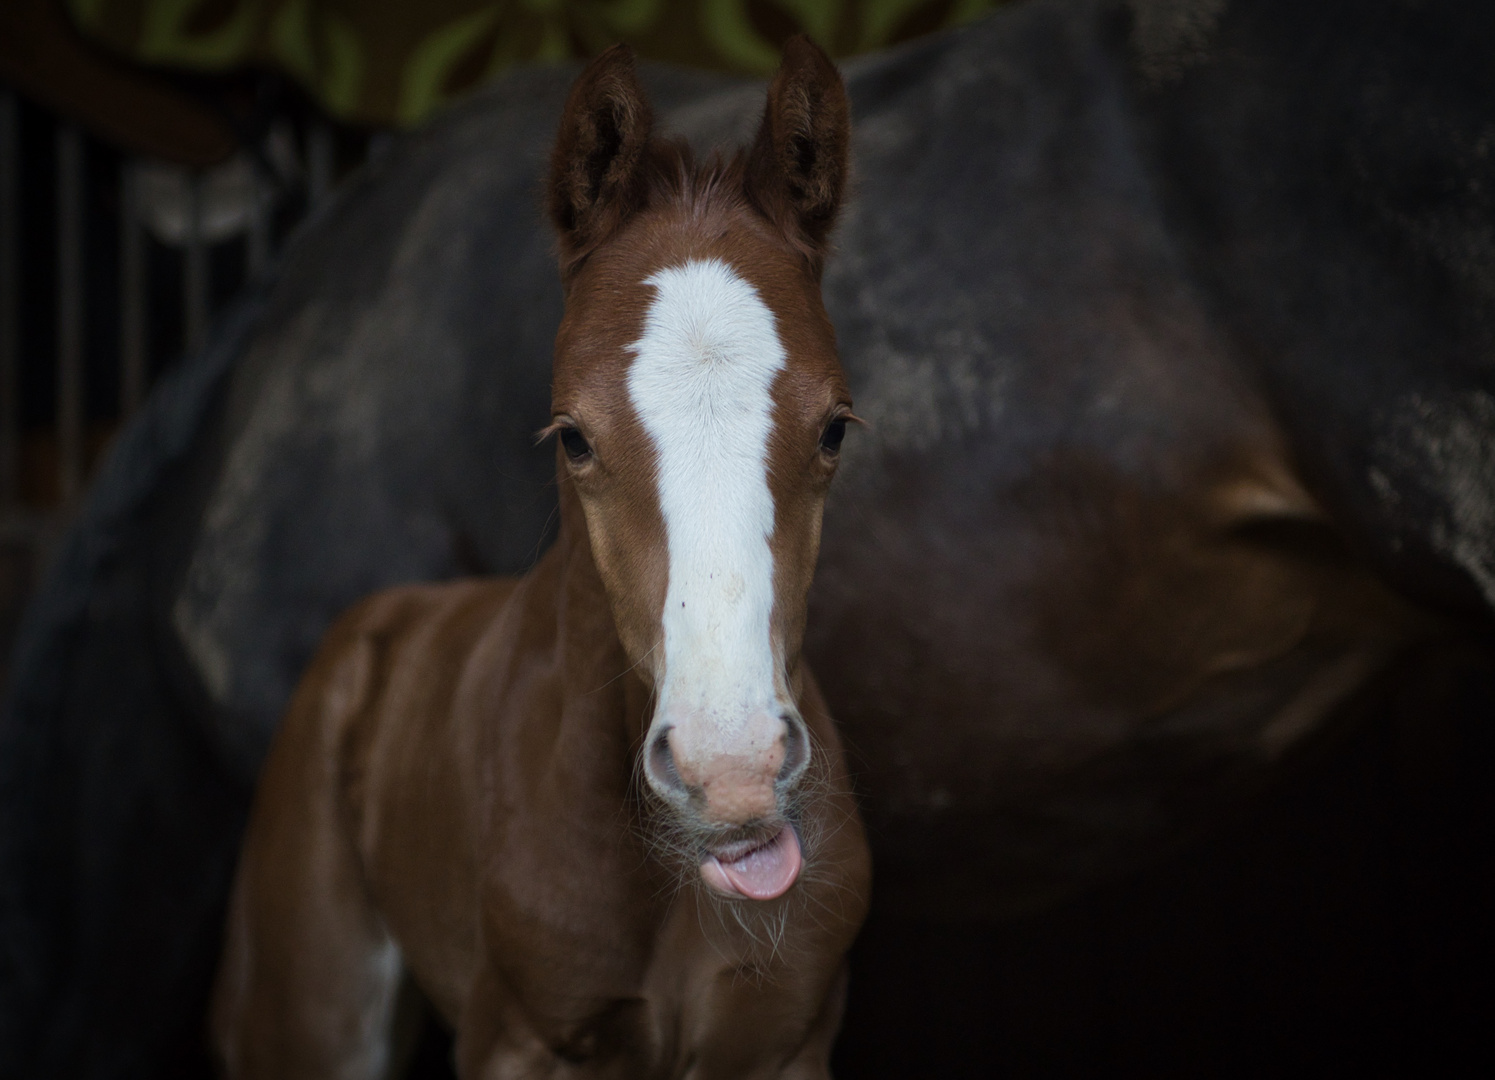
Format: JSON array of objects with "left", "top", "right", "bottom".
[
  {"left": 744, "top": 36, "right": 850, "bottom": 273},
  {"left": 548, "top": 45, "right": 654, "bottom": 271}
]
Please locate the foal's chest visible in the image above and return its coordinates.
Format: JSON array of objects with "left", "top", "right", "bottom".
[{"left": 476, "top": 844, "right": 723, "bottom": 1072}]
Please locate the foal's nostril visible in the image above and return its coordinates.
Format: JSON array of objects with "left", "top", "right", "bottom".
[
  {"left": 778, "top": 716, "right": 810, "bottom": 785},
  {"left": 646, "top": 727, "right": 686, "bottom": 797}
]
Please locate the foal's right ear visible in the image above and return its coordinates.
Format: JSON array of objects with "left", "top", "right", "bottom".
[{"left": 548, "top": 45, "right": 654, "bottom": 272}]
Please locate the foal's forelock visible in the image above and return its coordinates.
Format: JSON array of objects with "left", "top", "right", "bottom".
[{"left": 627, "top": 258, "right": 800, "bottom": 798}]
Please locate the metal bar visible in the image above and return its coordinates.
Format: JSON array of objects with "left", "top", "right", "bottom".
[
  {"left": 120, "top": 161, "right": 147, "bottom": 416},
  {"left": 1, "top": 93, "right": 19, "bottom": 506},
  {"left": 56, "top": 126, "right": 84, "bottom": 506},
  {"left": 184, "top": 171, "right": 208, "bottom": 356},
  {"left": 366, "top": 132, "right": 393, "bottom": 165},
  {"left": 307, "top": 121, "right": 334, "bottom": 208},
  {"left": 247, "top": 170, "right": 270, "bottom": 280}
]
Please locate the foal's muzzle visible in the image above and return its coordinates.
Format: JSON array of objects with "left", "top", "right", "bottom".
[
  {"left": 643, "top": 712, "right": 810, "bottom": 820},
  {"left": 644, "top": 713, "right": 810, "bottom": 899}
]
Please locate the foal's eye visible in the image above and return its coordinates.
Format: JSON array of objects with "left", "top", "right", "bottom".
[
  {"left": 819, "top": 418, "right": 847, "bottom": 456},
  {"left": 560, "top": 427, "right": 592, "bottom": 461}
]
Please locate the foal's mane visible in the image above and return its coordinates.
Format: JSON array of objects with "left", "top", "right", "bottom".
[
  {"left": 641, "top": 138, "right": 751, "bottom": 218},
  {"left": 558, "top": 136, "right": 818, "bottom": 277}
]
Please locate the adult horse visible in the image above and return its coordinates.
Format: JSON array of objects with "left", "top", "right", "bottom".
[{"left": 2, "top": 0, "right": 1492, "bottom": 1075}]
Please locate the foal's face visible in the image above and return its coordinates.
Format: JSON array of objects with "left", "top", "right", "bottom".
[
  {"left": 551, "top": 208, "right": 850, "bottom": 887},
  {"left": 546, "top": 37, "right": 851, "bottom": 897}
]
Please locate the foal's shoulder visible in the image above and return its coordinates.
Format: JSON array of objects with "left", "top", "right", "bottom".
[
  {"left": 299, "top": 579, "right": 519, "bottom": 713},
  {"left": 278, "top": 578, "right": 521, "bottom": 770},
  {"left": 333, "top": 578, "right": 518, "bottom": 642}
]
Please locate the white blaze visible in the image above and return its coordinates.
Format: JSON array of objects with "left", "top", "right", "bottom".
[{"left": 627, "top": 258, "right": 788, "bottom": 758}]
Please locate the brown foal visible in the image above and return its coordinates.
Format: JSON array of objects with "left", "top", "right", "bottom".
[{"left": 210, "top": 39, "right": 871, "bottom": 1080}]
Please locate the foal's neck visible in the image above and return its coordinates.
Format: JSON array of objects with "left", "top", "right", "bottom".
[{"left": 543, "top": 475, "right": 654, "bottom": 769}]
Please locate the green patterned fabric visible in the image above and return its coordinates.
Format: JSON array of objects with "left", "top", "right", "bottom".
[{"left": 65, "top": 0, "right": 1004, "bottom": 128}]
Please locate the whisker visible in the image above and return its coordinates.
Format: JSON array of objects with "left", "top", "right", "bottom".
[{"left": 584, "top": 638, "right": 660, "bottom": 696}]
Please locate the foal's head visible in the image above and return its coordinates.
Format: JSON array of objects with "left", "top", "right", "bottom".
[{"left": 545, "top": 41, "right": 852, "bottom": 900}]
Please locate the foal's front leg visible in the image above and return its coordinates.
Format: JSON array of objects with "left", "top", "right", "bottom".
[
  {"left": 453, "top": 963, "right": 558, "bottom": 1080},
  {"left": 678, "top": 960, "right": 850, "bottom": 1080},
  {"left": 212, "top": 626, "right": 406, "bottom": 1079}
]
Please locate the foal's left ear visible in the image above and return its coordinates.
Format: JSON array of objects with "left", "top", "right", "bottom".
[
  {"left": 548, "top": 44, "right": 654, "bottom": 273},
  {"left": 744, "top": 36, "right": 851, "bottom": 274}
]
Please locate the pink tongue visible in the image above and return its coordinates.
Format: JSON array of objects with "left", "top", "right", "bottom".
[{"left": 701, "top": 828, "right": 802, "bottom": 900}]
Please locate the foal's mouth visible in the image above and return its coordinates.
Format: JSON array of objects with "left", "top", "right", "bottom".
[{"left": 699, "top": 825, "right": 803, "bottom": 901}]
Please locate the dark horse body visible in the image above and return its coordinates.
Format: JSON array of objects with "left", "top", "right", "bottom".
[{"left": 3, "top": 0, "right": 1492, "bottom": 1075}]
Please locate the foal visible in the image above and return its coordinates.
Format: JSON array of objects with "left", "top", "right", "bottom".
[{"left": 211, "top": 40, "right": 870, "bottom": 1079}]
